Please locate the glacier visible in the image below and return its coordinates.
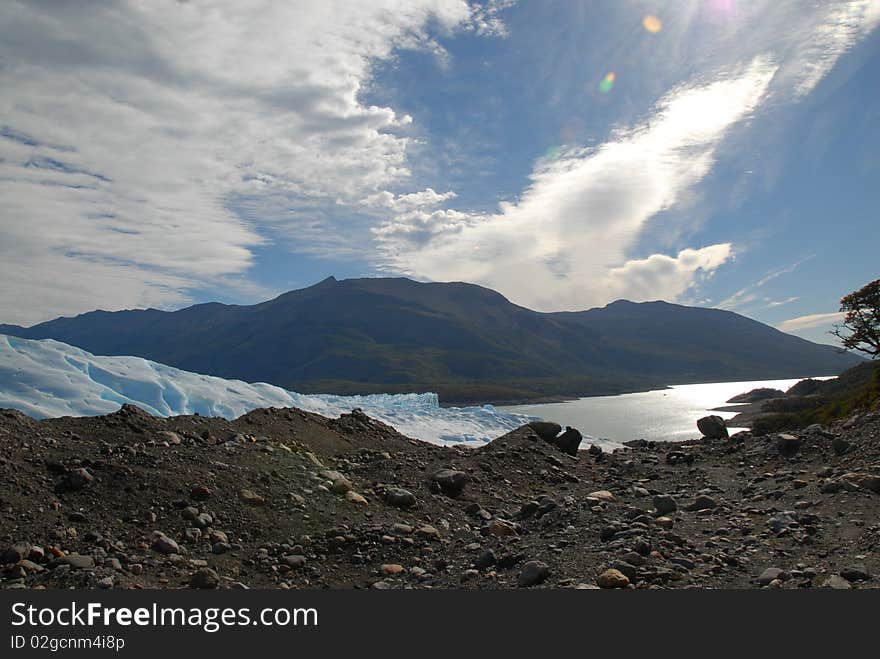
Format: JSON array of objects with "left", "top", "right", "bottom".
[{"left": 0, "top": 333, "right": 550, "bottom": 447}]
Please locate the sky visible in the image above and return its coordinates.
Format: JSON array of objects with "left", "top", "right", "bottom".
[{"left": 1, "top": 0, "right": 878, "bottom": 347}]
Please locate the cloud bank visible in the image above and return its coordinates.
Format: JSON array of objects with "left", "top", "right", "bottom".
[
  {"left": 778, "top": 311, "right": 846, "bottom": 333},
  {"left": 1, "top": 0, "right": 878, "bottom": 325},
  {"left": 0, "top": 0, "right": 504, "bottom": 324},
  {"left": 374, "top": 59, "right": 775, "bottom": 310}
]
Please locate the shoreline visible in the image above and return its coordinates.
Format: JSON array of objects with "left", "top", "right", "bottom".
[{"left": 465, "top": 373, "right": 835, "bottom": 410}]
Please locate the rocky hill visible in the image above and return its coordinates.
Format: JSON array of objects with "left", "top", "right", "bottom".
[{"left": 1, "top": 403, "right": 878, "bottom": 590}]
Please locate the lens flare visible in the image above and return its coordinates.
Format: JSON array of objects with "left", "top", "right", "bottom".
[
  {"left": 598, "top": 72, "right": 615, "bottom": 93},
  {"left": 642, "top": 15, "right": 662, "bottom": 33},
  {"left": 544, "top": 145, "right": 561, "bottom": 160}
]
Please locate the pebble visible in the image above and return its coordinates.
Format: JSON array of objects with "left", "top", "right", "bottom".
[
  {"left": 483, "top": 519, "right": 519, "bottom": 537},
  {"left": 151, "top": 533, "right": 180, "bottom": 555},
  {"left": 474, "top": 550, "right": 497, "bottom": 570},
  {"left": 597, "top": 568, "right": 630, "bottom": 589},
  {"left": 385, "top": 487, "right": 417, "bottom": 508},
  {"left": 62, "top": 553, "right": 95, "bottom": 570},
  {"left": 416, "top": 526, "right": 440, "bottom": 540},
  {"left": 239, "top": 489, "right": 266, "bottom": 506},
  {"left": 517, "top": 561, "right": 550, "bottom": 587},
  {"left": 65, "top": 467, "right": 94, "bottom": 490},
  {"left": 757, "top": 567, "right": 785, "bottom": 586},
  {"left": 431, "top": 469, "right": 469, "bottom": 497},
  {"left": 1, "top": 542, "right": 31, "bottom": 565},
  {"left": 190, "top": 568, "right": 220, "bottom": 589},
  {"left": 190, "top": 485, "right": 213, "bottom": 500},
  {"left": 345, "top": 491, "right": 367, "bottom": 504},
  {"left": 653, "top": 494, "right": 677, "bottom": 515},
  {"left": 840, "top": 565, "right": 870, "bottom": 582},
  {"left": 822, "top": 575, "right": 852, "bottom": 589},
  {"left": 686, "top": 495, "right": 717, "bottom": 511}
]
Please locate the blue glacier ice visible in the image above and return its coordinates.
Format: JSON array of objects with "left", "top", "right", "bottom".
[{"left": 0, "top": 333, "right": 542, "bottom": 446}]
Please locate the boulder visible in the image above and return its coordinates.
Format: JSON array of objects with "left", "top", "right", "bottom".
[
  {"left": 527, "top": 421, "right": 562, "bottom": 441},
  {"left": 697, "top": 415, "right": 728, "bottom": 439},
  {"left": 549, "top": 427, "right": 583, "bottom": 456},
  {"left": 431, "top": 469, "right": 469, "bottom": 497}
]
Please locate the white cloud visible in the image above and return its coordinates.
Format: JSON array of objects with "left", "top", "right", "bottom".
[
  {"left": 787, "top": 0, "right": 880, "bottom": 97},
  {"left": 363, "top": 188, "right": 458, "bottom": 213},
  {"left": 2, "top": 0, "right": 877, "bottom": 326},
  {"left": 602, "top": 244, "right": 734, "bottom": 303},
  {"left": 718, "top": 255, "right": 814, "bottom": 311},
  {"left": 375, "top": 58, "right": 775, "bottom": 310},
  {"left": 765, "top": 296, "right": 801, "bottom": 309},
  {"left": 778, "top": 311, "right": 846, "bottom": 332},
  {"left": 0, "top": 0, "right": 505, "bottom": 324}
]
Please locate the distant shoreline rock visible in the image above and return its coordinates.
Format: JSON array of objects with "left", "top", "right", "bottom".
[{"left": 725, "top": 387, "right": 785, "bottom": 404}]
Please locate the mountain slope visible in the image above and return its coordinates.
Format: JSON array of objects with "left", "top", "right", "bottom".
[{"left": 1, "top": 277, "right": 863, "bottom": 403}]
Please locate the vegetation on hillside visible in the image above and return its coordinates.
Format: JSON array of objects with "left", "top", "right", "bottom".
[
  {"left": 751, "top": 362, "right": 880, "bottom": 433},
  {"left": 753, "top": 278, "right": 880, "bottom": 433}
]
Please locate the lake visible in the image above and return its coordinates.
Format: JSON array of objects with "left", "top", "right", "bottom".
[{"left": 499, "top": 377, "right": 832, "bottom": 450}]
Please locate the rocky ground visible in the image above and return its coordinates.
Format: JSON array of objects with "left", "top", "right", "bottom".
[{"left": 1, "top": 402, "right": 879, "bottom": 590}]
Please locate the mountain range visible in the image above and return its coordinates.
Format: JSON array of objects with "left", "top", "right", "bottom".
[{"left": 0, "top": 276, "right": 862, "bottom": 404}]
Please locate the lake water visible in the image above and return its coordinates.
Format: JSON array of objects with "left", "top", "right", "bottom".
[{"left": 500, "top": 377, "right": 832, "bottom": 450}]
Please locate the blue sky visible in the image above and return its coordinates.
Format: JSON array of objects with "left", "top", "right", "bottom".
[{"left": 1, "top": 1, "right": 878, "bottom": 346}]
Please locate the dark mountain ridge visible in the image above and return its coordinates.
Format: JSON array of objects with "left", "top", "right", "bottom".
[{"left": 0, "top": 276, "right": 863, "bottom": 404}]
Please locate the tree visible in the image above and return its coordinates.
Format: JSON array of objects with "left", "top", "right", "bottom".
[{"left": 831, "top": 279, "right": 880, "bottom": 358}]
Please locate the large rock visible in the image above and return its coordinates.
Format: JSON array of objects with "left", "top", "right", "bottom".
[
  {"left": 431, "top": 469, "right": 469, "bottom": 497},
  {"left": 697, "top": 415, "right": 728, "bottom": 439},
  {"left": 726, "top": 388, "right": 785, "bottom": 403},
  {"left": 527, "top": 421, "right": 562, "bottom": 441},
  {"left": 549, "top": 427, "right": 583, "bottom": 456}
]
